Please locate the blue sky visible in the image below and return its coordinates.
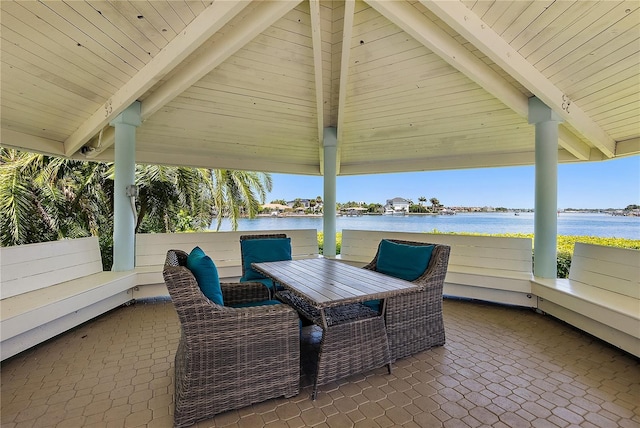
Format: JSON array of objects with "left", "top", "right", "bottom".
[{"left": 266, "top": 155, "right": 640, "bottom": 209}]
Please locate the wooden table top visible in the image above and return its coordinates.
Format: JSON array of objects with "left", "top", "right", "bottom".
[{"left": 252, "top": 258, "right": 419, "bottom": 309}]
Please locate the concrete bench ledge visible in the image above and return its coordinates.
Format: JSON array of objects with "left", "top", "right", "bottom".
[
  {"left": 0, "top": 237, "right": 136, "bottom": 360},
  {"left": 338, "top": 229, "right": 535, "bottom": 307},
  {"left": 4, "top": 232, "right": 636, "bottom": 361},
  {"left": 531, "top": 242, "right": 640, "bottom": 357},
  {"left": 133, "top": 229, "right": 320, "bottom": 298}
]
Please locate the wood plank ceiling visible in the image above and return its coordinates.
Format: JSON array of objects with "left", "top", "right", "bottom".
[{"left": 1, "top": 0, "right": 638, "bottom": 176}]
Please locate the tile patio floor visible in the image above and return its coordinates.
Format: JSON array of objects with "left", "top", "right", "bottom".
[{"left": 1, "top": 298, "right": 638, "bottom": 427}]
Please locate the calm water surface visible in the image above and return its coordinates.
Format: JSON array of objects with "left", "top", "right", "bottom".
[{"left": 213, "top": 212, "right": 640, "bottom": 240}]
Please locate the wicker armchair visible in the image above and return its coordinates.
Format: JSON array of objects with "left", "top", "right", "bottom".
[
  {"left": 163, "top": 249, "right": 300, "bottom": 428},
  {"left": 363, "top": 240, "right": 450, "bottom": 361}
]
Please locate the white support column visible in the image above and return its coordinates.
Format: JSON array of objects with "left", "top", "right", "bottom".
[
  {"left": 110, "top": 102, "right": 141, "bottom": 271},
  {"left": 528, "top": 97, "right": 563, "bottom": 278},
  {"left": 323, "top": 127, "right": 338, "bottom": 258}
]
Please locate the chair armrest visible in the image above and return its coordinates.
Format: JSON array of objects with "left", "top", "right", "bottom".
[
  {"left": 177, "top": 295, "right": 300, "bottom": 338},
  {"left": 413, "top": 245, "right": 450, "bottom": 289},
  {"left": 221, "top": 281, "right": 271, "bottom": 306},
  {"left": 362, "top": 260, "right": 376, "bottom": 271}
]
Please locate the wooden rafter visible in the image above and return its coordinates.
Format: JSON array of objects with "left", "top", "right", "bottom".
[
  {"left": 141, "top": 0, "right": 302, "bottom": 119},
  {"left": 335, "top": 0, "right": 356, "bottom": 175},
  {"left": 77, "top": 0, "right": 302, "bottom": 159},
  {"left": 422, "top": 0, "right": 616, "bottom": 158},
  {"left": 63, "top": 1, "right": 251, "bottom": 156},
  {"left": 365, "top": 0, "right": 592, "bottom": 161},
  {"left": 309, "top": 0, "right": 325, "bottom": 174}
]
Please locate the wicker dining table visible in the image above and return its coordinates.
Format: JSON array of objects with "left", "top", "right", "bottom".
[{"left": 252, "top": 257, "right": 419, "bottom": 399}]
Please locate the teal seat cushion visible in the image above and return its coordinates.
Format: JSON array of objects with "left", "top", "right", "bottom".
[
  {"left": 363, "top": 300, "right": 381, "bottom": 313},
  {"left": 376, "top": 240, "right": 434, "bottom": 281},
  {"left": 230, "top": 299, "right": 282, "bottom": 308},
  {"left": 240, "top": 238, "right": 292, "bottom": 282},
  {"left": 186, "top": 246, "right": 224, "bottom": 306}
]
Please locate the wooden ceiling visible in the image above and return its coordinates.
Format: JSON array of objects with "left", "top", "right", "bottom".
[{"left": 1, "top": 0, "right": 638, "bottom": 175}]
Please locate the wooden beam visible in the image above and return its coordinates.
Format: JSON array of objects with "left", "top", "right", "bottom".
[
  {"left": 340, "top": 149, "right": 585, "bottom": 175},
  {"left": 141, "top": 0, "right": 302, "bottom": 119},
  {"left": 421, "top": 0, "right": 616, "bottom": 158},
  {"left": 1, "top": 129, "right": 65, "bottom": 156},
  {"left": 63, "top": 0, "right": 252, "bottom": 157},
  {"left": 104, "top": 149, "right": 322, "bottom": 176},
  {"left": 365, "top": 0, "right": 527, "bottom": 116},
  {"left": 558, "top": 127, "right": 590, "bottom": 161},
  {"left": 616, "top": 137, "right": 640, "bottom": 156},
  {"left": 310, "top": 0, "right": 325, "bottom": 145},
  {"left": 365, "top": 0, "right": 593, "bottom": 162},
  {"left": 310, "top": 0, "right": 325, "bottom": 174},
  {"left": 335, "top": 0, "right": 356, "bottom": 175}
]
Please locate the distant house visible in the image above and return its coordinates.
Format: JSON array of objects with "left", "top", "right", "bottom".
[
  {"left": 385, "top": 197, "right": 411, "bottom": 213},
  {"left": 287, "top": 199, "right": 311, "bottom": 209}
]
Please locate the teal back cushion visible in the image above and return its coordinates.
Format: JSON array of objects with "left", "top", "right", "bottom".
[
  {"left": 376, "top": 240, "right": 434, "bottom": 281},
  {"left": 186, "top": 246, "right": 224, "bottom": 305},
  {"left": 240, "top": 238, "right": 292, "bottom": 281}
]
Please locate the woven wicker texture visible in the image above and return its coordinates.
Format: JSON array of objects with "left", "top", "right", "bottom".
[
  {"left": 363, "top": 240, "right": 451, "bottom": 361},
  {"left": 163, "top": 250, "right": 300, "bottom": 427},
  {"left": 277, "top": 290, "right": 390, "bottom": 399}
]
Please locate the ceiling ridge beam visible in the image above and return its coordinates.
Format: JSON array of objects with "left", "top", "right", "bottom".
[
  {"left": 421, "top": 0, "right": 616, "bottom": 158},
  {"left": 310, "top": 0, "right": 325, "bottom": 142},
  {"left": 335, "top": 0, "right": 357, "bottom": 175},
  {"left": 364, "top": 0, "right": 590, "bottom": 161},
  {"left": 63, "top": 0, "right": 252, "bottom": 157},
  {"left": 309, "top": 0, "right": 325, "bottom": 174}
]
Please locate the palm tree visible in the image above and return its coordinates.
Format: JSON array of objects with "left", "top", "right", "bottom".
[
  {"left": 0, "top": 149, "right": 110, "bottom": 246},
  {"left": 210, "top": 169, "right": 272, "bottom": 231},
  {"left": 430, "top": 197, "right": 440, "bottom": 213},
  {"left": 126, "top": 164, "right": 215, "bottom": 233},
  {"left": 418, "top": 196, "right": 427, "bottom": 206},
  {"left": 1, "top": 148, "right": 272, "bottom": 247}
]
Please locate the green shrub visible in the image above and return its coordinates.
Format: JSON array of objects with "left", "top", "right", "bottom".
[
  {"left": 556, "top": 250, "right": 572, "bottom": 278},
  {"left": 317, "top": 231, "right": 341, "bottom": 255}
]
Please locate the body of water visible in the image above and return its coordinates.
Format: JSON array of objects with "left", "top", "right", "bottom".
[{"left": 213, "top": 212, "right": 640, "bottom": 240}]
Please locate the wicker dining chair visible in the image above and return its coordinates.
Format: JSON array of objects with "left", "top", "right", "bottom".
[
  {"left": 239, "top": 233, "right": 289, "bottom": 298},
  {"left": 163, "top": 249, "right": 300, "bottom": 428},
  {"left": 362, "top": 239, "right": 451, "bottom": 361}
]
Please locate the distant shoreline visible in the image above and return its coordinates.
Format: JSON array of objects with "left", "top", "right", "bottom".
[
  {"left": 258, "top": 210, "right": 639, "bottom": 217},
  {"left": 223, "top": 211, "right": 640, "bottom": 240}
]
